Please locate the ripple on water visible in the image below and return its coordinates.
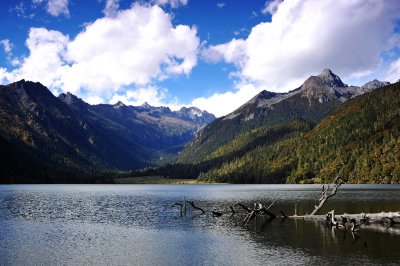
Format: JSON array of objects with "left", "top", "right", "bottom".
[{"left": 0, "top": 184, "right": 400, "bottom": 265}]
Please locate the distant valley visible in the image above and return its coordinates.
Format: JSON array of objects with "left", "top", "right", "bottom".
[{"left": 0, "top": 80, "right": 214, "bottom": 183}]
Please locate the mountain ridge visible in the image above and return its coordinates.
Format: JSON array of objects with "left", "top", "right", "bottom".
[{"left": 177, "top": 69, "right": 390, "bottom": 163}]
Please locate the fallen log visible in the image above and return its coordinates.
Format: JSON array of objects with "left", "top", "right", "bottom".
[{"left": 290, "top": 211, "right": 400, "bottom": 224}]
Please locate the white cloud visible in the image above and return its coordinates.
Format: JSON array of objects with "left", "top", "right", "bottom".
[
  {"left": 202, "top": 38, "right": 246, "bottom": 66},
  {"left": 9, "top": 28, "right": 69, "bottom": 89},
  {"left": 103, "top": 0, "right": 119, "bottom": 17},
  {"left": 0, "top": 39, "right": 13, "bottom": 54},
  {"left": 153, "top": 0, "right": 188, "bottom": 8},
  {"left": 262, "top": 0, "right": 282, "bottom": 15},
  {"left": 205, "top": 0, "right": 400, "bottom": 92},
  {"left": 190, "top": 83, "right": 262, "bottom": 117},
  {"left": 86, "top": 96, "right": 104, "bottom": 105},
  {"left": 385, "top": 58, "right": 400, "bottom": 83},
  {"left": 0, "top": 68, "right": 10, "bottom": 84},
  {"left": 33, "top": 0, "right": 70, "bottom": 17},
  {"left": 1, "top": 4, "right": 199, "bottom": 111},
  {"left": 62, "top": 4, "right": 199, "bottom": 95},
  {"left": 110, "top": 86, "right": 165, "bottom": 106}
]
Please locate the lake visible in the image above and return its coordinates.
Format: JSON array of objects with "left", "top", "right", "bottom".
[{"left": 0, "top": 184, "right": 400, "bottom": 265}]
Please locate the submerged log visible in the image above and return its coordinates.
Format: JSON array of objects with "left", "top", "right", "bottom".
[
  {"left": 233, "top": 202, "right": 251, "bottom": 213},
  {"left": 240, "top": 199, "right": 278, "bottom": 226},
  {"left": 290, "top": 211, "right": 400, "bottom": 225},
  {"left": 186, "top": 201, "right": 205, "bottom": 214}
]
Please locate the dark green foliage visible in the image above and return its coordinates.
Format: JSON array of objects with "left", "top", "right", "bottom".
[
  {"left": 290, "top": 82, "right": 400, "bottom": 184},
  {"left": 178, "top": 88, "right": 343, "bottom": 164}
]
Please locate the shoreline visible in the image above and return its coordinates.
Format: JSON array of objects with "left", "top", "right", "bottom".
[{"left": 112, "top": 176, "right": 226, "bottom": 184}]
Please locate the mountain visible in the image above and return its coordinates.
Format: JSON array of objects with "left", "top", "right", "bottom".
[
  {"left": 177, "top": 69, "right": 389, "bottom": 163},
  {"left": 195, "top": 81, "right": 400, "bottom": 184},
  {"left": 0, "top": 80, "right": 215, "bottom": 182}
]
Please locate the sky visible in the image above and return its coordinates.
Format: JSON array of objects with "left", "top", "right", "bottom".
[{"left": 1, "top": 0, "right": 400, "bottom": 117}]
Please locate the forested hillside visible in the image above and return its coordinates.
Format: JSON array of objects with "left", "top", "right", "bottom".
[
  {"left": 197, "top": 82, "right": 400, "bottom": 183},
  {"left": 141, "top": 81, "right": 400, "bottom": 184},
  {"left": 178, "top": 69, "right": 387, "bottom": 164}
]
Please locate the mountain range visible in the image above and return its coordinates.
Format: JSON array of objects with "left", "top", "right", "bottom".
[
  {"left": 141, "top": 69, "right": 398, "bottom": 184},
  {"left": 0, "top": 80, "right": 214, "bottom": 183},
  {"left": 177, "top": 69, "right": 390, "bottom": 163},
  {"left": 1, "top": 68, "right": 398, "bottom": 184}
]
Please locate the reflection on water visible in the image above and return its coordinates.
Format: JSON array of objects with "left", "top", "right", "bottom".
[{"left": 0, "top": 184, "right": 399, "bottom": 265}]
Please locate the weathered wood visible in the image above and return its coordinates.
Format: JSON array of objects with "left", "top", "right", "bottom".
[
  {"left": 233, "top": 202, "right": 251, "bottom": 213},
  {"left": 310, "top": 177, "right": 342, "bottom": 216},
  {"left": 290, "top": 211, "right": 400, "bottom": 225},
  {"left": 241, "top": 200, "right": 278, "bottom": 226}
]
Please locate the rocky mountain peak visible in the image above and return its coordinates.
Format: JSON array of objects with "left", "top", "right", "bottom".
[
  {"left": 255, "top": 90, "right": 279, "bottom": 101},
  {"left": 58, "top": 92, "right": 89, "bottom": 110},
  {"left": 361, "top": 79, "right": 390, "bottom": 92},
  {"left": 177, "top": 106, "right": 215, "bottom": 125},
  {"left": 141, "top": 102, "right": 151, "bottom": 108},
  {"left": 9, "top": 80, "right": 52, "bottom": 97},
  {"left": 113, "top": 101, "right": 125, "bottom": 108},
  {"left": 318, "top": 68, "right": 346, "bottom": 87}
]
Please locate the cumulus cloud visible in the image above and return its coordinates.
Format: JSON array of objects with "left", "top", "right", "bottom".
[
  {"left": 10, "top": 28, "right": 69, "bottom": 89},
  {"left": 2, "top": 4, "right": 199, "bottom": 106},
  {"left": 385, "top": 59, "right": 400, "bottom": 83},
  {"left": 202, "top": 38, "right": 247, "bottom": 67},
  {"left": 153, "top": 0, "right": 188, "bottom": 8},
  {"left": 190, "top": 83, "right": 261, "bottom": 117},
  {"left": 205, "top": 0, "right": 400, "bottom": 92},
  {"left": 0, "top": 39, "right": 13, "bottom": 54},
  {"left": 103, "top": 0, "right": 119, "bottom": 17},
  {"left": 62, "top": 4, "right": 199, "bottom": 95},
  {"left": 33, "top": 0, "right": 70, "bottom": 17},
  {"left": 262, "top": 0, "right": 282, "bottom": 15}
]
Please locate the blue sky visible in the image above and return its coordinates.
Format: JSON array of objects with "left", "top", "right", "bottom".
[{"left": 1, "top": 0, "right": 400, "bottom": 116}]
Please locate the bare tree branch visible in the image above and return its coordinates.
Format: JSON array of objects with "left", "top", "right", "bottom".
[{"left": 310, "top": 176, "right": 342, "bottom": 216}]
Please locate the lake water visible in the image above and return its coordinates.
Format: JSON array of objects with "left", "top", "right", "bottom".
[{"left": 0, "top": 184, "right": 400, "bottom": 265}]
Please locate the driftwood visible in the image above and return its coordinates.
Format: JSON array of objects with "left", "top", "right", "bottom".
[
  {"left": 232, "top": 202, "right": 251, "bottom": 213},
  {"left": 238, "top": 199, "right": 278, "bottom": 226},
  {"left": 310, "top": 176, "right": 342, "bottom": 215},
  {"left": 169, "top": 177, "right": 400, "bottom": 234}
]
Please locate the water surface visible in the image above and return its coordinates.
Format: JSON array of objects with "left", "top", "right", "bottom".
[{"left": 0, "top": 184, "right": 399, "bottom": 265}]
